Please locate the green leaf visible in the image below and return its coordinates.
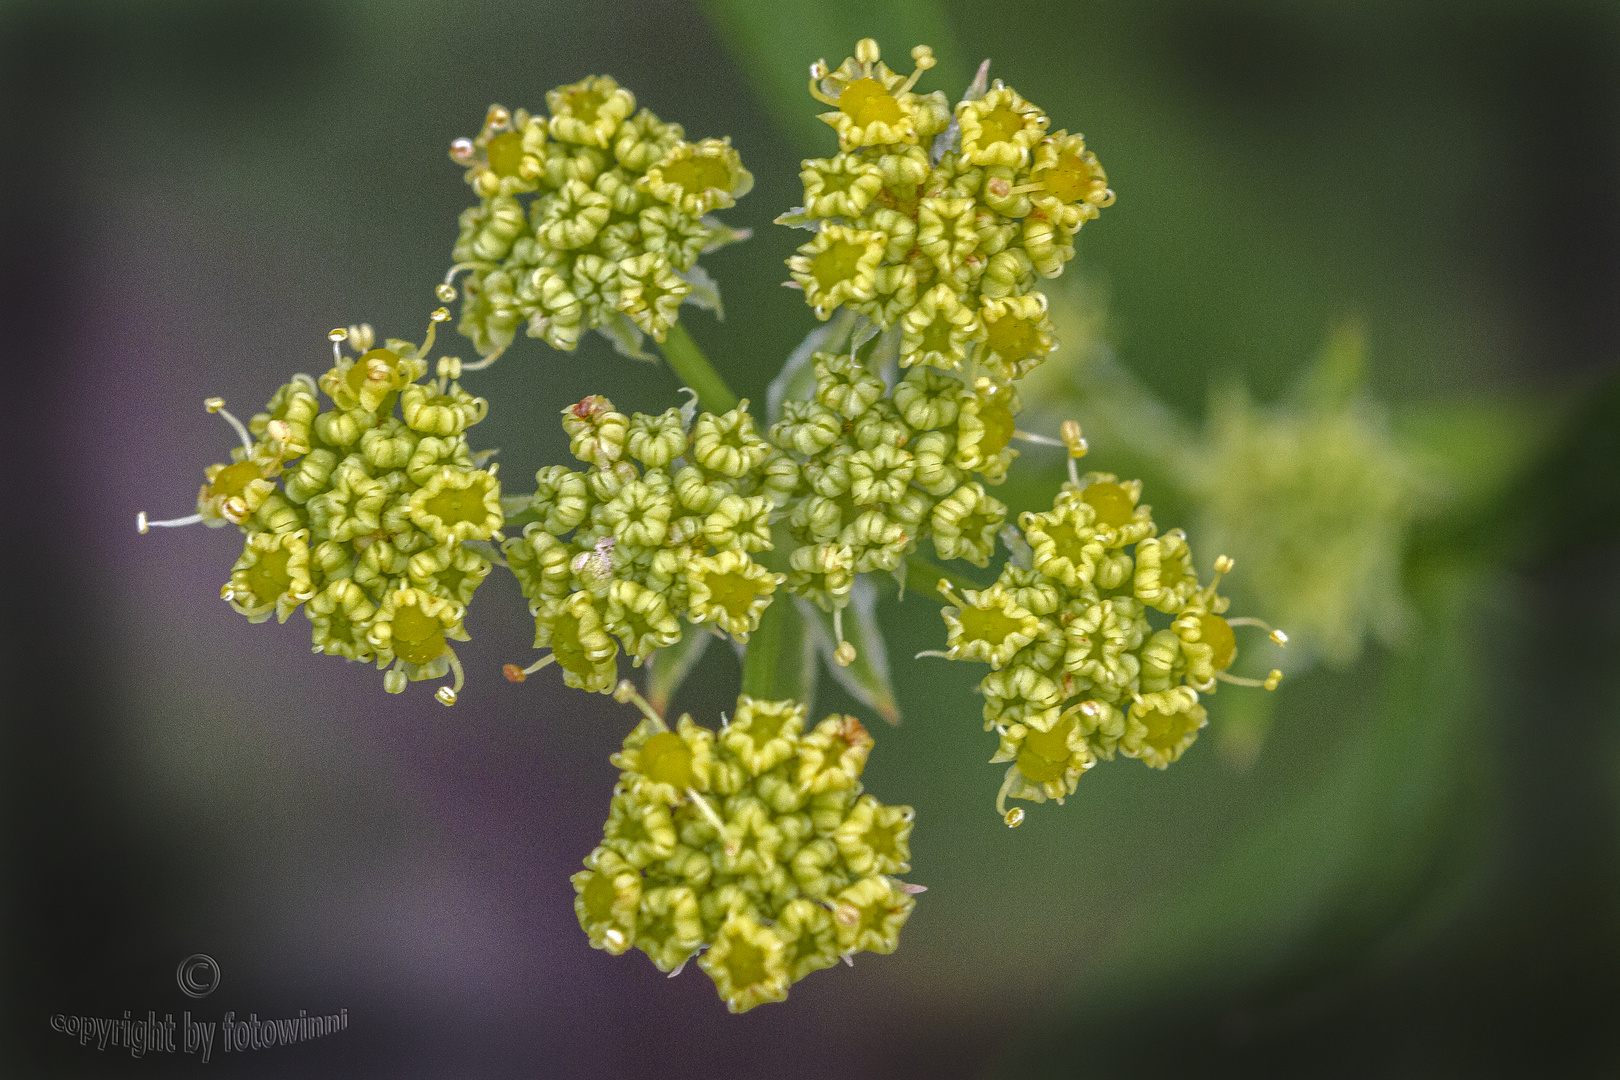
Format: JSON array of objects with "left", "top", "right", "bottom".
[{"left": 646, "top": 623, "right": 714, "bottom": 714}]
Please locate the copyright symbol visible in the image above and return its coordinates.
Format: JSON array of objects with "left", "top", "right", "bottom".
[{"left": 176, "top": 954, "right": 220, "bottom": 998}]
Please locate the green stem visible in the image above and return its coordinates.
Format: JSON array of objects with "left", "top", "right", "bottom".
[
  {"left": 659, "top": 322, "right": 738, "bottom": 414},
  {"left": 740, "top": 596, "right": 787, "bottom": 699}
]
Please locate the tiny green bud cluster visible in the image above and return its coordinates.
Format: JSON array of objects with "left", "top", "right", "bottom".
[
  {"left": 193, "top": 320, "right": 503, "bottom": 703},
  {"left": 784, "top": 39, "right": 1113, "bottom": 381},
  {"left": 448, "top": 78, "right": 753, "bottom": 360},
  {"left": 574, "top": 691, "right": 918, "bottom": 1013},
  {"left": 934, "top": 475, "right": 1283, "bottom": 822}
]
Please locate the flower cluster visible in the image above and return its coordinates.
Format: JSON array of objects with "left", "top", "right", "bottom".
[
  {"left": 503, "top": 394, "right": 796, "bottom": 693},
  {"left": 934, "top": 474, "right": 1283, "bottom": 822},
  {"left": 784, "top": 39, "right": 1112, "bottom": 381},
  {"left": 153, "top": 319, "right": 504, "bottom": 704},
  {"left": 503, "top": 349, "right": 1033, "bottom": 689},
  {"left": 574, "top": 688, "right": 917, "bottom": 1013},
  {"left": 447, "top": 77, "right": 753, "bottom": 360},
  {"left": 770, "top": 352, "right": 1018, "bottom": 610}
]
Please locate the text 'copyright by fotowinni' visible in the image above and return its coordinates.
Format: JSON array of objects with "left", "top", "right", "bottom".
[{"left": 47, "top": 955, "right": 350, "bottom": 1062}]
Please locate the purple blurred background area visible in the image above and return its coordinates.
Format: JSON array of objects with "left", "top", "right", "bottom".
[{"left": 6, "top": 1, "right": 1619, "bottom": 1077}]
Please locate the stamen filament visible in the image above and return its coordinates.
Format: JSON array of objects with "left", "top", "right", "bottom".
[
  {"left": 137, "top": 511, "right": 202, "bottom": 534},
  {"left": 205, "top": 398, "right": 255, "bottom": 454},
  {"left": 687, "top": 788, "right": 728, "bottom": 838},
  {"left": 1214, "top": 668, "right": 1284, "bottom": 691},
  {"left": 503, "top": 654, "right": 555, "bottom": 682},
  {"left": 418, "top": 306, "right": 450, "bottom": 360},
  {"left": 444, "top": 262, "right": 492, "bottom": 286},
  {"left": 435, "top": 645, "right": 466, "bottom": 706},
  {"left": 1012, "top": 429, "right": 1065, "bottom": 447},
  {"left": 613, "top": 679, "right": 669, "bottom": 731},
  {"left": 459, "top": 341, "right": 508, "bottom": 372}
]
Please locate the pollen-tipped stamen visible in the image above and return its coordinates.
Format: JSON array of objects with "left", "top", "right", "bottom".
[
  {"left": 1225, "top": 616, "right": 1289, "bottom": 646},
  {"left": 204, "top": 397, "right": 255, "bottom": 454},
  {"left": 807, "top": 61, "right": 839, "bottom": 107},
  {"left": 328, "top": 327, "right": 348, "bottom": 364},
  {"left": 1214, "top": 668, "right": 1284, "bottom": 691},
  {"left": 434, "top": 645, "right": 466, "bottom": 706},
  {"left": 137, "top": 510, "right": 203, "bottom": 534},
  {"left": 899, "top": 45, "right": 935, "bottom": 93},
  {"left": 504, "top": 654, "right": 556, "bottom": 683}
]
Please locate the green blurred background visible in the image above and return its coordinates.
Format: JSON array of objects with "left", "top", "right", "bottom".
[{"left": 6, "top": 0, "right": 1618, "bottom": 1076}]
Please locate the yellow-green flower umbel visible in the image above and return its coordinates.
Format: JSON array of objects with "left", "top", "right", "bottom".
[
  {"left": 446, "top": 82, "right": 753, "bottom": 365},
  {"left": 570, "top": 684, "right": 920, "bottom": 1012},
  {"left": 782, "top": 39, "right": 1113, "bottom": 383},
  {"left": 929, "top": 461, "right": 1286, "bottom": 825},
  {"left": 139, "top": 314, "right": 504, "bottom": 705}
]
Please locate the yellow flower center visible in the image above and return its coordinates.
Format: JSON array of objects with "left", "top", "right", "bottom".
[
  {"left": 1081, "top": 481, "right": 1134, "bottom": 527},
  {"left": 424, "top": 480, "right": 490, "bottom": 528},
  {"left": 719, "top": 931, "right": 770, "bottom": 989},
  {"left": 1139, "top": 707, "right": 1197, "bottom": 756},
  {"left": 391, "top": 603, "right": 446, "bottom": 665},
  {"left": 243, "top": 546, "right": 292, "bottom": 605},
  {"left": 640, "top": 731, "right": 696, "bottom": 790},
  {"left": 346, "top": 348, "right": 400, "bottom": 394},
  {"left": 839, "top": 78, "right": 904, "bottom": 127},
  {"left": 984, "top": 313, "right": 1043, "bottom": 363},
  {"left": 707, "top": 570, "right": 766, "bottom": 622},
  {"left": 958, "top": 604, "right": 1024, "bottom": 648},
  {"left": 582, "top": 871, "right": 618, "bottom": 922},
  {"left": 1046, "top": 521, "right": 1089, "bottom": 566},
  {"left": 487, "top": 131, "right": 526, "bottom": 178},
  {"left": 211, "top": 460, "right": 261, "bottom": 500},
  {"left": 564, "top": 87, "right": 605, "bottom": 123},
  {"left": 1199, "top": 613, "right": 1236, "bottom": 670},
  {"left": 660, "top": 154, "right": 732, "bottom": 198},
  {"left": 975, "top": 402, "right": 1016, "bottom": 458},
  {"left": 1017, "top": 714, "right": 1077, "bottom": 782},
  {"left": 550, "top": 608, "right": 594, "bottom": 679},
  {"left": 977, "top": 104, "right": 1026, "bottom": 145},
  {"left": 810, "top": 239, "right": 869, "bottom": 290},
  {"left": 1037, "top": 153, "right": 1093, "bottom": 203}
]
